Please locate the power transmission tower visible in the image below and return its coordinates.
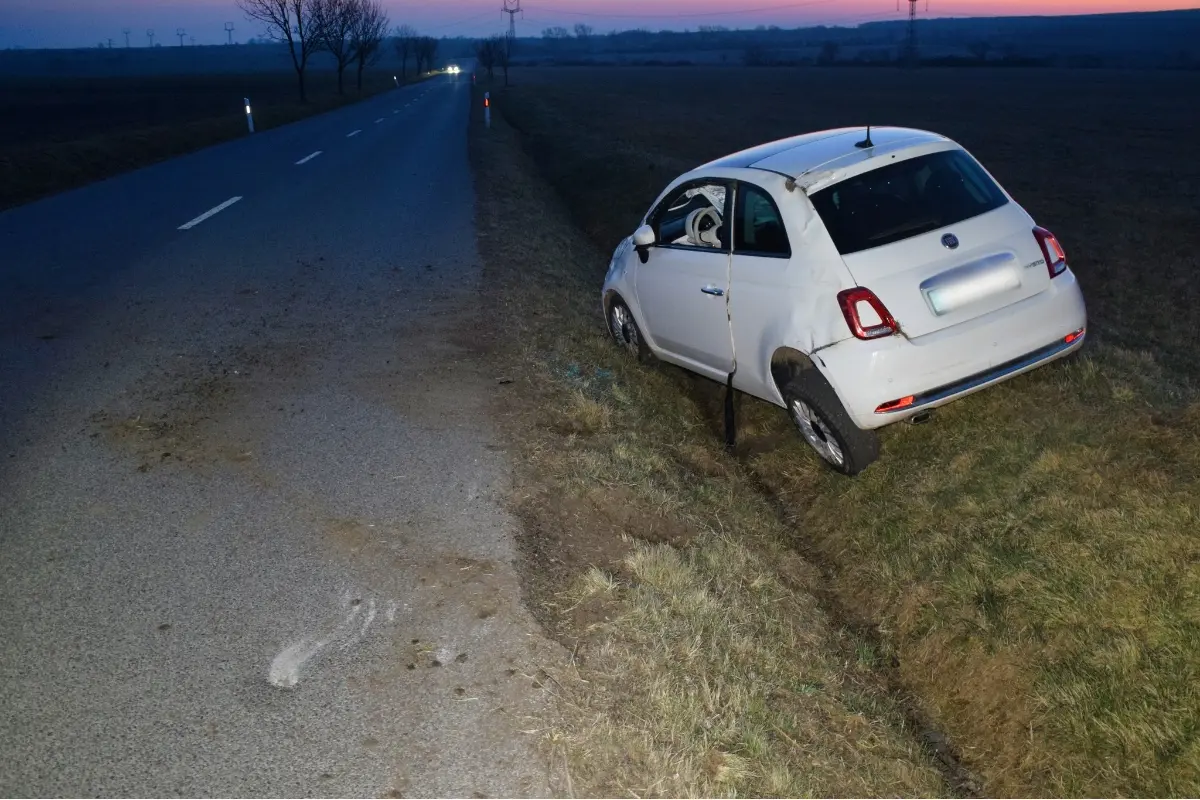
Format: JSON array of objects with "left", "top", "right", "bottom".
[
  {"left": 900, "top": 0, "right": 927, "bottom": 67},
  {"left": 123, "top": 28, "right": 132, "bottom": 47},
  {"left": 502, "top": 0, "right": 522, "bottom": 57},
  {"left": 225, "top": 22, "right": 235, "bottom": 44},
  {"left": 177, "top": 28, "right": 187, "bottom": 47},
  {"left": 147, "top": 28, "right": 155, "bottom": 47}
]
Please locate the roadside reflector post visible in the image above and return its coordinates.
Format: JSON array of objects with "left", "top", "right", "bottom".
[
  {"left": 244, "top": 97, "right": 255, "bottom": 133},
  {"left": 393, "top": 75, "right": 398, "bottom": 87},
  {"left": 484, "top": 91, "right": 491, "bottom": 128}
]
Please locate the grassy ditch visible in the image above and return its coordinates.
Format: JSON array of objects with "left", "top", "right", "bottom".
[
  {"left": 470, "top": 85, "right": 954, "bottom": 797},
  {"left": 0, "top": 70, "right": 434, "bottom": 210},
  {"left": 478, "top": 67, "right": 1200, "bottom": 797}
]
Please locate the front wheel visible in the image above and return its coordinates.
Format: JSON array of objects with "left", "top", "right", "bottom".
[
  {"left": 782, "top": 370, "right": 879, "bottom": 476},
  {"left": 607, "top": 297, "right": 651, "bottom": 363}
]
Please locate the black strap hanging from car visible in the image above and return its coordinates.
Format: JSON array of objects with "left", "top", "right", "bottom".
[{"left": 724, "top": 371, "right": 736, "bottom": 452}]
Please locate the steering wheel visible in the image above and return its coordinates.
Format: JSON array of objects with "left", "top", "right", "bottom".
[{"left": 686, "top": 206, "right": 722, "bottom": 247}]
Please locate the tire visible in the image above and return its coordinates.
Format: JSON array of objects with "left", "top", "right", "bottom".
[
  {"left": 607, "top": 297, "right": 651, "bottom": 363},
  {"left": 782, "top": 370, "right": 879, "bottom": 476}
]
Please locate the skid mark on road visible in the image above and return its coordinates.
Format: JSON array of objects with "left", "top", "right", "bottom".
[{"left": 269, "top": 591, "right": 394, "bottom": 688}]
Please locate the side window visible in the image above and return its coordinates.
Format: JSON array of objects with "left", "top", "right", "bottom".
[
  {"left": 650, "top": 181, "right": 728, "bottom": 251},
  {"left": 734, "top": 183, "right": 791, "bottom": 258}
]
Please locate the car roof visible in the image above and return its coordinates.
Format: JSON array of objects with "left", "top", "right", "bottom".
[{"left": 698, "top": 126, "right": 954, "bottom": 181}]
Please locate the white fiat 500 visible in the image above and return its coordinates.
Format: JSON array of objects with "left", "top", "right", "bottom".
[{"left": 601, "top": 126, "right": 1087, "bottom": 475}]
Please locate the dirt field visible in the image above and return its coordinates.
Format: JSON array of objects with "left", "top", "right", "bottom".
[
  {"left": 0, "top": 70, "right": 418, "bottom": 209},
  {"left": 474, "top": 66, "right": 1200, "bottom": 796}
]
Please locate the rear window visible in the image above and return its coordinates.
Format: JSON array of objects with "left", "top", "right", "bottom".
[{"left": 810, "top": 149, "right": 1009, "bottom": 255}]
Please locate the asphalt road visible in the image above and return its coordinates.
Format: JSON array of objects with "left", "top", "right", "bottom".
[{"left": 0, "top": 72, "right": 563, "bottom": 798}]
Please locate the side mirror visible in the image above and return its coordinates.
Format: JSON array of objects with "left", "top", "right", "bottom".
[{"left": 633, "top": 224, "right": 655, "bottom": 263}]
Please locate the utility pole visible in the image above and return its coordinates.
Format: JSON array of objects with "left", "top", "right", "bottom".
[
  {"left": 225, "top": 22, "right": 235, "bottom": 45},
  {"left": 177, "top": 28, "right": 187, "bottom": 47},
  {"left": 107, "top": 37, "right": 115, "bottom": 48},
  {"left": 123, "top": 28, "right": 132, "bottom": 47},
  {"left": 502, "top": 0, "right": 522, "bottom": 58},
  {"left": 147, "top": 29, "right": 155, "bottom": 47}
]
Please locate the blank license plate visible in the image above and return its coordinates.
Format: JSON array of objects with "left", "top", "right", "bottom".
[{"left": 921, "top": 254, "right": 1021, "bottom": 316}]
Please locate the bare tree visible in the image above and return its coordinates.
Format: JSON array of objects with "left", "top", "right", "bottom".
[
  {"left": 314, "top": 0, "right": 357, "bottom": 94},
  {"left": 393, "top": 24, "right": 416, "bottom": 81},
  {"left": 475, "top": 37, "right": 497, "bottom": 81},
  {"left": 415, "top": 36, "right": 438, "bottom": 73},
  {"left": 236, "top": 0, "right": 325, "bottom": 102},
  {"left": 492, "top": 34, "right": 511, "bottom": 85},
  {"left": 350, "top": 0, "right": 388, "bottom": 91},
  {"left": 573, "top": 23, "right": 593, "bottom": 40},
  {"left": 817, "top": 40, "right": 839, "bottom": 65}
]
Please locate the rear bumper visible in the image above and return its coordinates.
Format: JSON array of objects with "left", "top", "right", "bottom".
[{"left": 819, "top": 270, "right": 1087, "bottom": 430}]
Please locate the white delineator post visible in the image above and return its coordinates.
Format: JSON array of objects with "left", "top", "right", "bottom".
[
  {"left": 393, "top": 75, "right": 399, "bottom": 87},
  {"left": 244, "top": 97, "right": 255, "bottom": 133},
  {"left": 484, "top": 91, "right": 491, "bottom": 128}
]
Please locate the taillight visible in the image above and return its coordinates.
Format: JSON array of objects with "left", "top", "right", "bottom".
[
  {"left": 1033, "top": 226, "right": 1067, "bottom": 278},
  {"left": 876, "top": 395, "right": 915, "bottom": 413},
  {"left": 837, "top": 287, "right": 897, "bottom": 340}
]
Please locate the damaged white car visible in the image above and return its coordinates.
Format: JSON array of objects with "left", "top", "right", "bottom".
[{"left": 601, "top": 126, "right": 1087, "bottom": 475}]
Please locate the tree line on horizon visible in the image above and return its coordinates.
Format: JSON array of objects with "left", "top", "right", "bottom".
[{"left": 236, "top": 0, "right": 438, "bottom": 101}]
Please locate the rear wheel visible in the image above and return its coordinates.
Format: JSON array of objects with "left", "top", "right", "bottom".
[
  {"left": 782, "top": 370, "right": 879, "bottom": 476},
  {"left": 607, "top": 297, "right": 651, "bottom": 363}
]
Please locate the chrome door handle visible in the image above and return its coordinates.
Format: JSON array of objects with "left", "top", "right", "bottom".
[{"left": 701, "top": 285, "right": 724, "bottom": 297}]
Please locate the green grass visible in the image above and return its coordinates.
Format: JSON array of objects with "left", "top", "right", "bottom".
[{"left": 478, "top": 66, "right": 1200, "bottom": 796}]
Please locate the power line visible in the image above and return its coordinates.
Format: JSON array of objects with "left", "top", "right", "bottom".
[
  {"left": 534, "top": 0, "right": 841, "bottom": 19},
  {"left": 422, "top": 9, "right": 497, "bottom": 31}
]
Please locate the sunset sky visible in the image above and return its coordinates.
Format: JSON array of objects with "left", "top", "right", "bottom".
[{"left": 1, "top": 0, "right": 1196, "bottom": 48}]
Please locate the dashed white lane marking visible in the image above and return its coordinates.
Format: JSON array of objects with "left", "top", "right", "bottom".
[
  {"left": 374, "top": 117, "right": 384, "bottom": 124},
  {"left": 294, "top": 150, "right": 322, "bottom": 165},
  {"left": 392, "top": 109, "right": 399, "bottom": 114},
  {"left": 177, "top": 196, "right": 242, "bottom": 230},
  {"left": 347, "top": 129, "right": 362, "bottom": 138}
]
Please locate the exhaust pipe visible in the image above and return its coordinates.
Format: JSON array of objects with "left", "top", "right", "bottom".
[{"left": 909, "top": 409, "right": 934, "bottom": 425}]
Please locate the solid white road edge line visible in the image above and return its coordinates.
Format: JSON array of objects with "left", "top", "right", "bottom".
[
  {"left": 177, "top": 196, "right": 242, "bottom": 231},
  {"left": 347, "top": 129, "right": 362, "bottom": 138},
  {"left": 295, "top": 151, "right": 322, "bottom": 165}
]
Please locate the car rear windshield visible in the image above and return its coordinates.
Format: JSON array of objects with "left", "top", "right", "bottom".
[{"left": 810, "top": 149, "right": 1009, "bottom": 255}]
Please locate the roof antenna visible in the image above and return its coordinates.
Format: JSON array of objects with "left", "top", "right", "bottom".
[{"left": 855, "top": 125, "right": 874, "bottom": 149}]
